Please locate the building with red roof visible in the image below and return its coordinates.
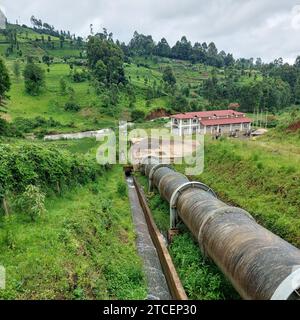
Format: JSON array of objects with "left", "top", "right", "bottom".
[{"left": 170, "top": 110, "right": 252, "bottom": 135}]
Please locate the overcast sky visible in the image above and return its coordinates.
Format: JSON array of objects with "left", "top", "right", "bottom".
[{"left": 1, "top": 0, "right": 300, "bottom": 63}]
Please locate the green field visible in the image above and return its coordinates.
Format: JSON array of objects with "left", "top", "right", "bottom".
[
  {"left": 0, "top": 146, "right": 147, "bottom": 299},
  {"left": 4, "top": 61, "right": 116, "bottom": 132}
]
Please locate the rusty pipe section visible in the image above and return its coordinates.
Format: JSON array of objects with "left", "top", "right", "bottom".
[{"left": 142, "top": 163, "right": 300, "bottom": 300}]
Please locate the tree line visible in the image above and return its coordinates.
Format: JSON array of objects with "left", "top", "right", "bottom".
[
  {"left": 30, "top": 15, "right": 74, "bottom": 39},
  {"left": 202, "top": 58, "right": 300, "bottom": 112},
  {"left": 118, "top": 31, "right": 238, "bottom": 68}
]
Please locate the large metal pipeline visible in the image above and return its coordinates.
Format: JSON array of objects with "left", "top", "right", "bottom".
[{"left": 142, "top": 162, "right": 300, "bottom": 300}]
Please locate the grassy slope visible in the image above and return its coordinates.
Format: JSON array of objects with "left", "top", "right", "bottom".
[
  {"left": 1, "top": 25, "right": 231, "bottom": 132},
  {"left": 176, "top": 135, "right": 300, "bottom": 247},
  {"left": 4, "top": 61, "right": 115, "bottom": 131},
  {"left": 0, "top": 136, "right": 147, "bottom": 300}
]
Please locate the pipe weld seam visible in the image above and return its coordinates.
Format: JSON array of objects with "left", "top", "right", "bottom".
[
  {"left": 196, "top": 206, "right": 255, "bottom": 255},
  {"left": 149, "top": 164, "right": 171, "bottom": 180}
]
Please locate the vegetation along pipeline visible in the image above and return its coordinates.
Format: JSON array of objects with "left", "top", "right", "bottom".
[{"left": 141, "top": 162, "right": 300, "bottom": 300}]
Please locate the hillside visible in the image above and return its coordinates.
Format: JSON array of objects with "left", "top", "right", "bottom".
[
  {"left": 1, "top": 23, "right": 300, "bottom": 137},
  {"left": 1, "top": 20, "right": 300, "bottom": 302}
]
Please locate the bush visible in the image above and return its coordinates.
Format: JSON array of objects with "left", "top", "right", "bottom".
[
  {"left": 12, "top": 116, "right": 62, "bottom": 133},
  {"left": 16, "top": 185, "right": 46, "bottom": 221},
  {"left": 72, "top": 70, "right": 88, "bottom": 83},
  {"left": 131, "top": 109, "right": 145, "bottom": 122},
  {"left": 0, "top": 143, "right": 102, "bottom": 194},
  {"left": 0, "top": 118, "right": 9, "bottom": 136},
  {"left": 23, "top": 62, "right": 45, "bottom": 95},
  {"left": 64, "top": 101, "right": 81, "bottom": 112},
  {"left": 117, "top": 181, "right": 127, "bottom": 197}
]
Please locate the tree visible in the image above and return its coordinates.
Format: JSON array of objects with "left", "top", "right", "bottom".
[
  {"left": 171, "top": 36, "right": 192, "bottom": 60},
  {"left": 12, "top": 60, "right": 21, "bottom": 80},
  {"left": 172, "top": 94, "right": 189, "bottom": 112},
  {"left": 294, "top": 77, "right": 300, "bottom": 105},
  {"left": 0, "top": 58, "right": 11, "bottom": 111},
  {"left": 59, "top": 77, "right": 67, "bottom": 95},
  {"left": 224, "top": 53, "right": 235, "bottom": 67},
  {"left": 23, "top": 63, "right": 45, "bottom": 95},
  {"left": 131, "top": 109, "right": 145, "bottom": 122},
  {"left": 129, "top": 31, "right": 155, "bottom": 56},
  {"left": 59, "top": 35, "right": 65, "bottom": 48},
  {"left": 294, "top": 56, "right": 300, "bottom": 68},
  {"left": 162, "top": 66, "right": 176, "bottom": 86},
  {"left": 191, "top": 42, "right": 206, "bottom": 63},
  {"left": 87, "top": 34, "right": 126, "bottom": 86},
  {"left": 202, "top": 76, "right": 218, "bottom": 104},
  {"left": 155, "top": 38, "right": 171, "bottom": 57},
  {"left": 255, "top": 58, "right": 262, "bottom": 68},
  {"left": 42, "top": 55, "right": 53, "bottom": 67}
]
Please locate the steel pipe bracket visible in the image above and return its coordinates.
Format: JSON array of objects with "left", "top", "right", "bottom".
[
  {"left": 141, "top": 155, "right": 160, "bottom": 166},
  {"left": 149, "top": 164, "right": 170, "bottom": 191},
  {"left": 169, "top": 181, "right": 217, "bottom": 229}
]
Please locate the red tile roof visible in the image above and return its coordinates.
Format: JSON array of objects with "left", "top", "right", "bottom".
[
  {"left": 200, "top": 117, "right": 252, "bottom": 126},
  {"left": 171, "top": 110, "right": 245, "bottom": 119}
]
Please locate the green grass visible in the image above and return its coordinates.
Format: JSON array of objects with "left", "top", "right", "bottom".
[
  {"left": 176, "top": 136, "right": 300, "bottom": 247},
  {"left": 0, "top": 165, "right": 147, "bottom": 300},
  {"left": 4, "top": 61, "right": 115, "bottom": 132},
  {"left": 43, "top": 138, "right": 101, "bottom": 154}
]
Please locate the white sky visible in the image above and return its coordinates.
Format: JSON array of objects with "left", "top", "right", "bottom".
[{"left": 1, "top": 0, "right": 300, "bottom": 63}]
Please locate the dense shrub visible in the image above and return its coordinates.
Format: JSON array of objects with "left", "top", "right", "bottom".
[
  {"left": 64, "top": 101, "right": 81, "bottom": 112},
  {"left": 72, "top": 70, "right": 89, "bottom": 83},
  {"left": 131, "top": 109, "right": 145, "bottom": 122},
  {"left": 12, "top": 116, "right": 62, "bottom": 133},
  {"left": 0, "top": 118, "right": 10, "bottom": 136},
  {"left": 15, "top": 185, "right": 46, "bottom": 221},
  {"left": 0, "top": 143, "right": 102, "bottom": 195},
  {"left": 117, "top": 181, "right": 127, "bottom": 197},
  {"left": 23, "top": 62, "right": 45, "bottom": 95}
]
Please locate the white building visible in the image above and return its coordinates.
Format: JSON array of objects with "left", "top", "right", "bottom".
[
  {"left": 171, "top": 110, "right": 252, "bottom": 136},
  {"left": 0, "top": 9, "right": 7, "bottom": 30}
]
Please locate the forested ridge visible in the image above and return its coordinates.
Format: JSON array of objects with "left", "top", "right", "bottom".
[{"left": 1, "top": 19, "right": 300, "bottom": 125}]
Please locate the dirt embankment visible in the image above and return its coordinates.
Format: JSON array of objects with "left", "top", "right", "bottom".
[
  {"left": 287, "top": 120, "right": 300, "bottom": 132},
  {"left": 146, "top": 108, "right": 171, "bottom": 120}
]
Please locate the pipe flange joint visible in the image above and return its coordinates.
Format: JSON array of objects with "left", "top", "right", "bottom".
[
  {"left": 169, "top": 181, "right": 217, "bottom": 229},
  {"left": 141, "top": 155, "right": 160, "bottom": 165},
  {"left": 148, "top": 164, "right": 171, "bottom": 191},
  {"left": 271, "top": 267, "right": 300, "bottom": 300}
]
